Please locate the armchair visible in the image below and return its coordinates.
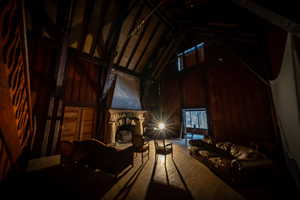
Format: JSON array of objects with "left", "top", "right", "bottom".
[
  {"left": 154, "top": 139, "right": 173, "bottom": 163},
  {"left": 61, "top": 139, "right": 134, "bottom": 177},
  {"left": 132, "top": 134, "right": 150, "bottom": 163}
]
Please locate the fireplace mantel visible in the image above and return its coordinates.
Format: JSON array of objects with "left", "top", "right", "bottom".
[
  {"left": 108, "top": 108, "right": 147, "bottom": 114},
  {"left": 105, "top": 109, "right": 147, "bottom": 144}
]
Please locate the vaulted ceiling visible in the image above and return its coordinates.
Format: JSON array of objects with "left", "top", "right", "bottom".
[{"left": 26, "top": 0, "right": 299, "bottom": 80}]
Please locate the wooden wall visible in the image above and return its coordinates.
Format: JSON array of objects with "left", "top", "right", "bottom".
[
  {"left": 160, "top": 44, "right": 276, "bottom": 150},
  {"left": 61, "top": 53, "right": 101, "bottom": 143},
  {"left": 161, "top": 58, "right": 208, "bottom": 137},
  {"left": 29, "top": 47, "right": 101, "bottom": 156},
  {"left": 29, "top": 38, "right": 57, "bottom": 157},
  {"left": 0, "top": 134, "right": 12, "bottom": 181},
  {"left": 64, "top": 53, "right": 100, "bottom": 106},
  {"left": 0, "top": 0, "right": 32, "bottom": 180},
  {"left": 161, "top": 72, "right": 181, "bottom": 136},
  {"left": 61, "top": 106, "right": 96, "bottom": 142},
  {"left": 181, "top": 67, "right": 207, "bottom": 108},
  {"left": 29, "top": 46, "right": 101, "bottom": 156},
  {"left": 206, "top": 46, "right": 275, "bottom": 147}
]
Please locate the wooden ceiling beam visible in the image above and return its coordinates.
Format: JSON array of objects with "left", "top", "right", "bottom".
[
  {"left": 191, "top": 26, "right": 258, "bottom": 37},
  {"left": 154, "top": 38, "right": 183, "bottom": 79},
  {"left": 116, "top": 4, "right": 145, "bottom": 65},
  {"left": 89, "top": 0, "right": 110, "bottom": 56},
  {"left": 152, "top": 37, "right": 177, "bottom": 77},
  {"left": 105, "top": 0, "right": 139, "bottom": 57},
  {"left": 231, "top": 0, "right": 300, "bottom": 33},
  {"left": 70, "top": 49, "right": 141, "bottom": 78},
  {"left": 143, "top": 0, "right": 174, "bottom": 30},
  {"left": 153, "top": 46, "right": 176, "bottom": 78},
  {"left": 142, "top": 30, "right": 173, "bottom": 74},
  {"left": 133, "top": 21, "right": 161, "bottom": 72},
  {"left": 79, "top": 0, "right": 96, "bottom": 51},
  {"left": 125, "top": 15, "right": 153, "bottom": 69}
]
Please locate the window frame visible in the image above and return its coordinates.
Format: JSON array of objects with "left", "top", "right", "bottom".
[
  {"left": 182, "top": 108, "right": 208, "bottom": 130},
  {"left": 177, "top": 42, "right": 205, "bottom": 71}
]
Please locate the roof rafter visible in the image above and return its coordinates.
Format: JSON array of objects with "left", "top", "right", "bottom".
[
  {"left": 231, "top": 0, "right": 300, "bottom": 33},
  {"left": 125, "top": 15, "right": 154, "bottom": 69},
  {"left": 152, "top": 36, "right": 177, "bottom": 77},
  {"left": 154, "top": 38, "right": 183, "bottom": 79},
  {"left": 143, "top": 0, "right": 174, "bottom": 30},
  {"left": 133, "top": 21, "right": 161, "bottom": 72},
  {"left": 70, "top": 49, "right": 141, "bottom": 77},
  {"left": 116, "top": 4, "right": 145, "bottom": 66},
  {"left": 142, "top": 29, "right": 173, "bottom": 74},
  {"left": 89, "top": 0, "right": 110, "bottom": 56},
  {"left": 105, "top": 0, "right": 139, "bottom": 57},
  {"left": 79, "top": 0, "right": 96, "bottom": 51}
]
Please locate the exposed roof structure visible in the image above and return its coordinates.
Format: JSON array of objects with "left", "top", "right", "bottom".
[
  {"left": 26, "top": 0, "right": 300, "bottom": 80},
  {"left": 1, "top": 0, "right": 300, "bottom": 196}
]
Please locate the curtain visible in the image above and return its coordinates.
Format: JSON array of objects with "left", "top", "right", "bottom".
[{"left": 271, "top": 33, "right": 300, "bottom": 188}]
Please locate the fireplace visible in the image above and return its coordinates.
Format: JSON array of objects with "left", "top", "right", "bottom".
[
  {"left": 104, "top": 109, "right": 147, "bottom": 145},
  {"left": 115, "top": 124, "right": 134, "bottom": 144}
]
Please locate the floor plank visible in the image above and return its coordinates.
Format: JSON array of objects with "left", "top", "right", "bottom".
[{"left": 103, "top": 139, "right": 244, "bottom": 200}]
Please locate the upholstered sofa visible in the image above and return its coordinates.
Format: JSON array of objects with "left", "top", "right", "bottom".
[
  {"left": 61, "top": 139, "right": 134, "bottom": 177},
  {"left": 189, "top": 137, "right": 273, "bottom": 185}
]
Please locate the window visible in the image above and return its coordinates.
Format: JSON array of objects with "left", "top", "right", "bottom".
[
  {"left": 177, "top": 55, "right": 184, "bottom": 71},
  {"left": 183, "top": 109, "right": 208, "bottom": 129},
  {"left": 177, "top": 42, "right": 205, "bottom": 71}
]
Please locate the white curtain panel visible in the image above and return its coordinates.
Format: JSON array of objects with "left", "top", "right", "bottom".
[
  {"left": 111, "top": 71, "right": 142, "bottom": 110},
  {"left": 271, "top": 33, "right": 300, "bottom": 187}
]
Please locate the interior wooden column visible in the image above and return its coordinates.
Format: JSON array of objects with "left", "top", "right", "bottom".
[{"left": 40, "top": 0, "right": 74, "bottom": 156}]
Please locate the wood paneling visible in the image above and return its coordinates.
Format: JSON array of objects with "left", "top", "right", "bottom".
[
  {"left": 0, "top": 134, "right": 11, "bottom": 182},
  {"left": 181, "top": 46, "right": 205, "bottom": 70},
  {"left": 181, "top": 67, "right": 207, "bottom": 108},
  {"left": 64, "top": 55, "right": 100, "bottom": 106},
  {"left": 161, "top": 63, "right": 208, "bottom": 137},
  {"left": 160, "top": 67, "right": 181, "bottom": 136},
  {"left": 0, "top": 0, "right": 32, "bottom": 170},
  {"left": 29, "top": 38, "right": 57, "bottom": 157},
  {"left": 61, "top": 106, "right": 96, "bottom": 142},
  {"left": 160, "top": 45, "right": 275, "bottom": 150},
  {"left": 205, "top": 46, "right": 275, "bottom": 147}
]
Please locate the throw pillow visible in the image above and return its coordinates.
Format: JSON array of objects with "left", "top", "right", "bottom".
[
  {"left": 216, "top": 142, "right": 233, "bottom": 152},
  {"left": 230, "top": 145, "right": 253, "bottom": 158}
]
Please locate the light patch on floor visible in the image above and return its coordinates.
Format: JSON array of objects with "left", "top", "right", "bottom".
[{"left": 102, "top": 140, "right": 244, "bottom": 200}]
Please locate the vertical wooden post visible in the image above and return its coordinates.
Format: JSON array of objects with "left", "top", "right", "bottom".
[
  {"left": 41, "top": 0, "right": 74, "bottom": 156},
  {"left": 79, "top": 108, "right": 85, "bottom": 141},
  {"left": 50, "top": 99, "right": 64, "bottom": 154},
  {"left": 41, "top": 97, "right": 55, "bottom": 156},
  {"left": 95, "top": 1, "right": 134, "bottom": 140}
]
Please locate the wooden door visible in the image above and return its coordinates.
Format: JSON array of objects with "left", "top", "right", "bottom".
[{"left": 61, "top": 107, "right": 96, "bottom": 142}]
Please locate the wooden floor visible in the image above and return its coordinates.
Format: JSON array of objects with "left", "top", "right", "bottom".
[
  {"left": 103, "top": 139, "right": 244, "bottom": 200},
  {"left": 3, "top": 139, "right": 297, "bottom": 200}
]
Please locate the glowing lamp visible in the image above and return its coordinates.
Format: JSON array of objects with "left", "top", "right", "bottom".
[{"left": 158, "top": 122, "right": 165, "bottom": 130}]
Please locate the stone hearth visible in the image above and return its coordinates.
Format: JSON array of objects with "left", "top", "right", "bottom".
[{"left": 105, "top": 109, "right": 147, "bottom": 144}]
